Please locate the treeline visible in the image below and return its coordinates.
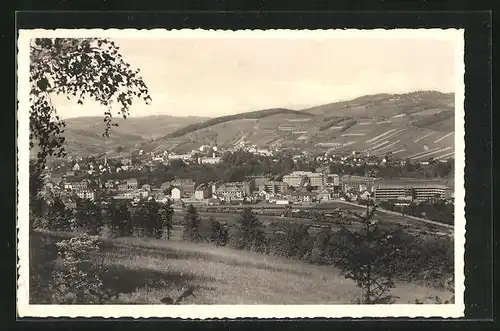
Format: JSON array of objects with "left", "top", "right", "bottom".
[
  {"left": 98, "top": 151, "right": 453, "bottom": 188},
  {"left": 100, "top": 150, "right": 320, "bottom": 187},
  {"left": 34, "top": 197, "right": 175, "bottom": 240},
  {"left": 164, "top": 108, "right": 311, "bottom": 139},
  {"left": 379, "top": 200, "right": 454, "bottom": 225}
]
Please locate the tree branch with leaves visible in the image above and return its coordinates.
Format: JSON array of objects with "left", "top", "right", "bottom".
[{"left": 29, "top": 38, "right": 152, "bottom": 172}]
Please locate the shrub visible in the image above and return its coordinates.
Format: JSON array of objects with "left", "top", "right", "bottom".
[
  {"left": 209, "top": 217, "right": 229, "bottom": 246},
  {"left": 51, "top": 234, "right": 113, "bottom": 303}
]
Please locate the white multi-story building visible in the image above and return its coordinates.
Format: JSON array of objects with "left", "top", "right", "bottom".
[
  {"left": 283, "top": 171, "right": 326, "bottom": 188},
  {"left": 76, "top": 189, "right": 95, "bottom": 201},
  {"left": 171, "top": 187, "right": 182, "bottom": 200},
  {"left": 373, "top": 184, "right": 448, "bottom": 202}
]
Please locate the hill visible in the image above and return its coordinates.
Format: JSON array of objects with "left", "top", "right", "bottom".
[
  {"left": 61, "top": 115, "right": 208, "bottom": 156},
  {"left": 149, "top": 91, "right": 455, "bottom": 160},
  {"left": 52, "top": 91, "right": 456, "bottom": 160},
  {"left": 163, "top": 108, "right": 313, "bottom": 139}
]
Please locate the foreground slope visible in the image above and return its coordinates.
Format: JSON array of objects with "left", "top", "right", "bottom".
[{"left": 33, "top": 230, "right": 452, "bottom": 305}]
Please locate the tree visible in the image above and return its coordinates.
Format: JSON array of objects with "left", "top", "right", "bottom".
[
  {"left": 135, "top": 199, "right": 160, "bottom": 237},
  {"left": 209, "top": 217, "right": 228, "bottom": 246},
  {"left": 229, "top": 208, "right": 266, "bottom": 252},
  {"left": 282, "top": 224, "right": 312, "bottom": 259},
  {"left": 46, "top": 196, "right": 73, "bottom": 231},
  {"left": 29, "top": 37, "right": 151, "bottom": 183},
  {"left": 182, "top": 204, "right": 202, "bottom": 242},
  {"left": 332, "top": 205, "right": 405, "bottom": 304},
  {"left": 159, "top": 201, "right": 175, "bottom": 240},
  {"left": 109, "top": 201, "right": 132, "bottom": 237},
  {"left": 74, "top": 199, "right": 103, "bottom": 235}
]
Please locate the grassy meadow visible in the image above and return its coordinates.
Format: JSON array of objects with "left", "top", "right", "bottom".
[{"left": 30, "top": 228, "right": 453, "bottom": 305}]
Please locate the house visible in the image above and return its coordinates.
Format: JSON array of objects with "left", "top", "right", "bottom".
[
  {"left": 117, "top": 182, "right": 129, "bottom": 191},
  {"left": 170, "top": 178, "right": 196, "bottom": 197},
  {"left": 121, "top": 158, "right": 132, "bottom": 166},
  {"left": 258, "top": 180, "right": 289, "bottom": 194},
  {"left": 50, "top": 175, "right": 63, "bottom": 184},
  {"left": 214, "top": 184, "right": 246, "bottom": 202},
  {"left": 289, "top": 191, "right": 317, "bottom": 204},
  {"left": 199, "top": 156, "right": 221, "bottom": 165},
  {"left": 317, "top": 189, "right": 333, "bottom": 202},
  {"left": 72, "top": 163, "right": 80, "bottom": 171},
  {"left": 195, "top": 184, "right": 212, "bottom": 200},
  {"left": 171, "top": 187, "right": 182, "bottom": 200},
  {"left": 155, "top": 193, "right": 170, "bottom": 204},
  {"left": 126, "top": 178, "right": 138, "bottom": 189},
  {"left": 76, "top": 189, "right": 95, "bottom": 201},
  {"left": 71, "top": 179, "right": 90, "bottom": 191},
  {"left": 258, "top": 189, "right": 273, "bottom": 201},
  {"left": 358, "top": 190, "right": 371, "bottom": 201},
  {"left": 104, "top": 180, "right": 116, "bottom": 189},
  {"left": 141, "top": 184, "right": 152, "bottom": 192}
]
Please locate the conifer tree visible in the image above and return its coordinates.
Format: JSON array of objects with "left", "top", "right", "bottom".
[
  {"left": 230, "top": 207, "right": 266, "bottom": 252},
  {"left": 332, "top": 205, "right": 405, "bottom": 304},
  {"left": 159, "top": 200, "right": 174, "bottom": 240},
  {"left": 182, "top": 204, "right": 202, "bottom": 242}
]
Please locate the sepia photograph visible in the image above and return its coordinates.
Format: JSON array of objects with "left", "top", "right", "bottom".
[{"left": 17, "top": 28, "right": 465, "bottom": 318}]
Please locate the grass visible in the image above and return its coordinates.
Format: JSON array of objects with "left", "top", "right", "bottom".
[{"left": 31, "top": 229, "right": 453, "bottom": 305}]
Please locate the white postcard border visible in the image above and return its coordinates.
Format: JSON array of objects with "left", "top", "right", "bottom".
[{"left": 17, "top": 28, "right": 466, "bottom": 318}]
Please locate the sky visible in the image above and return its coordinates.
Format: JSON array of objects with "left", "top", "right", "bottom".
[{"left": 50, "top": 30, "right": 461, "bottom": 119}]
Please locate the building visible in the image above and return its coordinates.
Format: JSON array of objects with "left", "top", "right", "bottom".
[
  {"left": 259, "top": 180, "right": 289, "bottom": 194},
  {"left": 117, "top": 182, "right": 128, "bottom": 191},
  {"left": 50, "top": 175, "right": 63, "bottom": 184},
  {"left": 341, "top": 175, "right": 375, "bottom": 192},
  {"left": 171, "top": 187, "right": 182, "bottom": 200},
  {"left": 317, "top": 189, "right": 333, "bottom": 202},
  {"left": 76, "top": 189, "right": 95, "bottom": 201},
  {"left": 327, "top": 174, "right": 340, "bottom": 186},
  {"left": 195, "top": 185, "right": 212, "bottom": 200},
  {"left": 283, "top": 171, "right": 327, "bottom": 188},
  {"left": 170, "top": 179, "right": 196, "bottom": 197},
  {"left": 121, "top": 158, "right": 132, "bottom": 166},
  {"left": 199, "top": 156, "right": 221, "bottom": 165},
  {"left": 214, "top": 184, "right": 246, "bottom": 202},
  {"left": 168, "top": 154, "right": 192, "bottom": 161},
  {"left": 141, "top": 184, "right": 152, "bottom": 192},
  {"left": 126, "top": 178, "right": 138, "bottom": 189},
  {"left": 373, "top": 184, "right": 448, "bottom": 202},
  {"left": 288, "top": 191, "right": 317, "bottom": 204},
  {"left": 71, "top": 180, "right": 90, "bottom": 191}
]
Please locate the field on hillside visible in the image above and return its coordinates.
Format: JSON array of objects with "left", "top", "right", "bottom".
[
  {"left": 57, "top": 92, "right": 456, "bottom": 158},
  {"left": 30, "top": 230, "right": 453, "bottom": 305}
]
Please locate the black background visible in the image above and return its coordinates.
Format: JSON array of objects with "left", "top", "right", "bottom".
[{"left": 2, "top": 2, "right": 496, "bottom": 330}]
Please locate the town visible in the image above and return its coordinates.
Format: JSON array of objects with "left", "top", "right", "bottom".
[{"left": 40, "top": 141, "right": 455, "bottom": 228}]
